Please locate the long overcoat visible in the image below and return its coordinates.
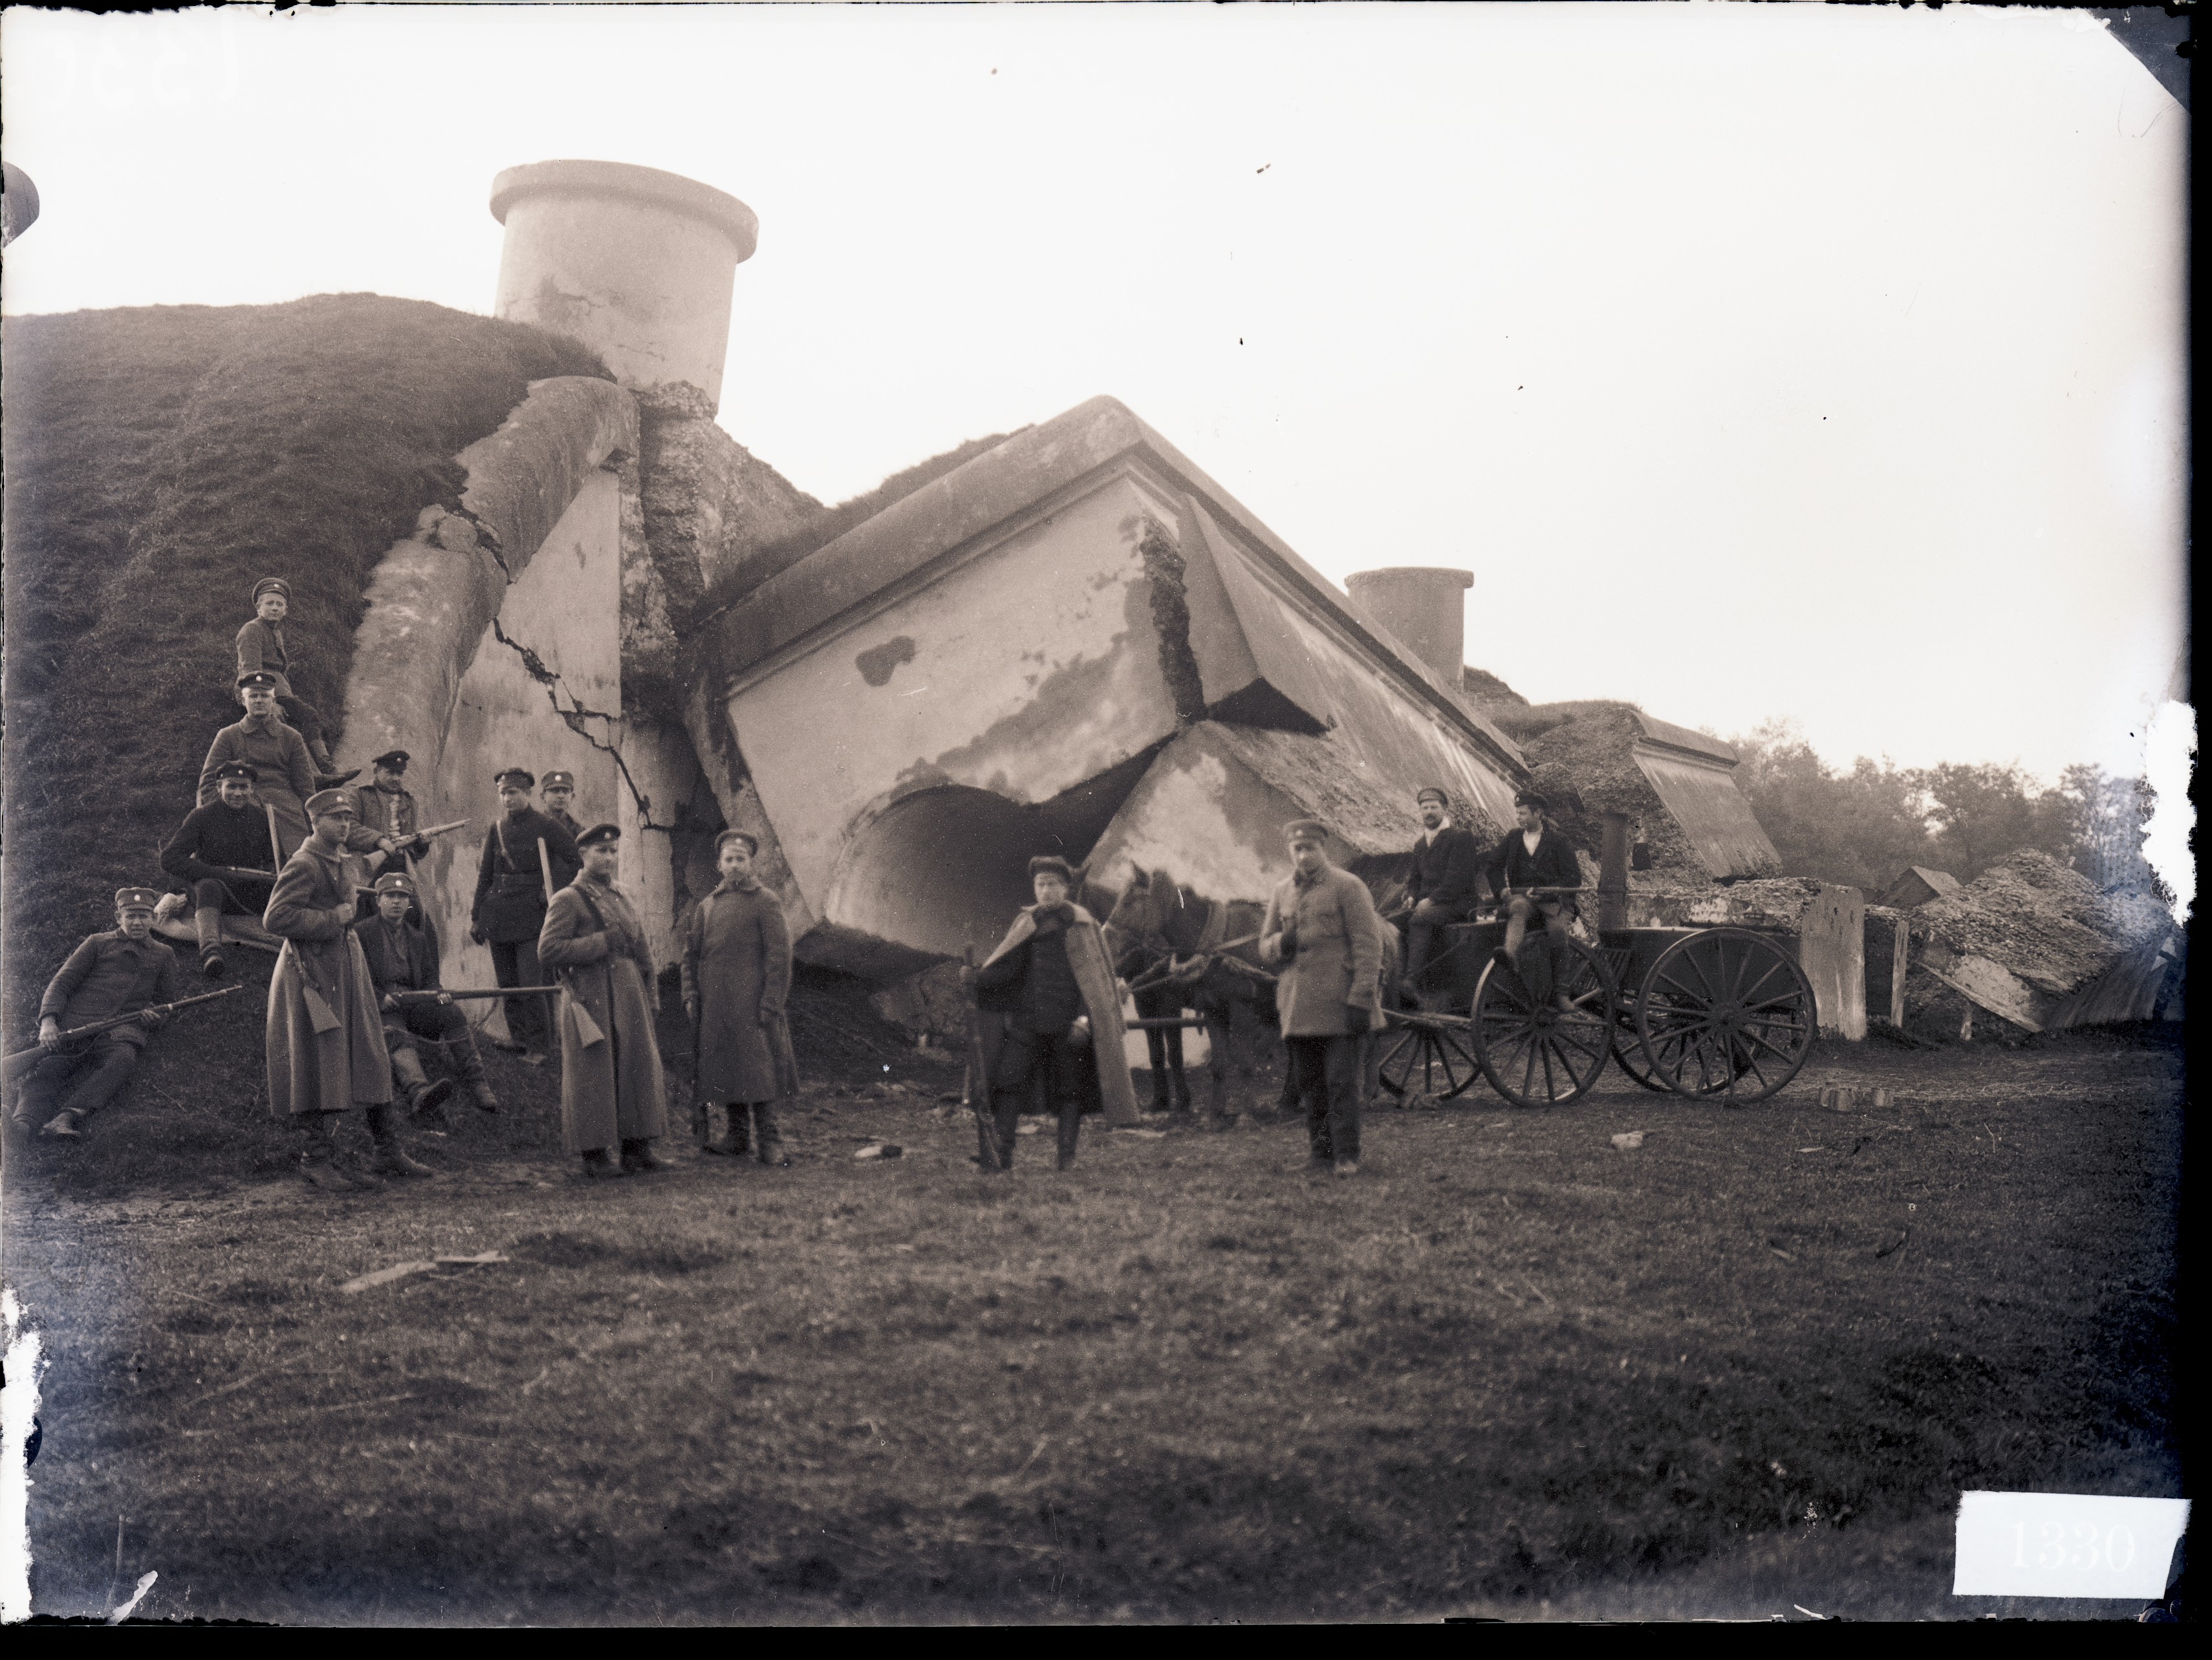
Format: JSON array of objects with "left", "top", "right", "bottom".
[
  {"left": 539, "top": 873, "right": 668, "bottom": 1153},
  {"left": 1260, "top": 864, "right": 1387, "bottom": 1037},
  {"left": 975, "top": 903, "right": 1140, "bottom": 1126},
  {"left": 680, "top": 879, "right": 797, "bottom": 1105},
  {"left": 263, "top": 837, "right": 391, "bottom": 1116}
]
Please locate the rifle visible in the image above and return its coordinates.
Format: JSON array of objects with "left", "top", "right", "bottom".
[
  {"left": 5, "top": 985, "right": 246, "bottom": 1080},
  {"left": 413, "top": 819, "right": 469, "bottom": 840},
  {"left": 388, "top": 987, "right": 560, "bottom": 1002},
  {"left": 961, "top": 946, "right": 1003, "bottom": 1171},
  {"left": 266, "top": 803, "right": 284, "bottom": 869},
  {"left": 201, "top": 865, "right": 277, "bottom": 885},
  {"left": 538, "top": 837, "right": 554, "bottom": 906}
]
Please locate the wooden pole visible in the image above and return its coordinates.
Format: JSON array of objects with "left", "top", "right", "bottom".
[
  {"left": 266, "top": 803, "right": 285, "bottom": 868},
  {"left": 1597, "top": 811, "right": 1629, "bottom": 934},
  {"left": 1891, "top": 916, "right": 1909, "bottom": 1027},
  {"left": 537, "top": 837, "right": 554, "bottom": 904}
]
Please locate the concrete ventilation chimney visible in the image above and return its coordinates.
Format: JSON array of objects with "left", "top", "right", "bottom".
[
  {"left": 1345, "top": 567, "right": 1473, "bottom": 687},
  {"left": 490, "top": 160, "right": 759, "bottom": 417}
]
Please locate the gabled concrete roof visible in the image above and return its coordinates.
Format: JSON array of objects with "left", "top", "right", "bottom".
[{"left": 693, "top": 395, "right": 1524, "bottom": 776}]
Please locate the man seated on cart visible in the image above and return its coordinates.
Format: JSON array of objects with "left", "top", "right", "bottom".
[{"left": 1483, "top": 791, "right": 1582, "bottom": 1003}]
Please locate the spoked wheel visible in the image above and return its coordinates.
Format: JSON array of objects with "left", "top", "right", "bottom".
[
  {"left": 1376, "top": 1012, "right": 1480, "bottom": 1100},
  {"left": 1610, "top": 1012, "right": 1676, "bottom": 1093},
  {"left": 1634, "top": 927, "right": 1817, "bottom": 1103},
  {"left": 1471, "top": 937, "right": 1616, "bottom": 1108}
]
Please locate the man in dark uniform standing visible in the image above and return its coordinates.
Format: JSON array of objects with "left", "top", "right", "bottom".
[
  {"left": 12, "top": 888, "right": 179, "bottom": 1139},
  {"left": 470, "top": 767, "right": 580, "bottom": 1065},
  {"left": 539, "top": 770, "right": 583, "bottom": 844},
  {"left": 356, "top": 870, "right": 499, "bottom": 1122},
  {"left": 1401, "top": 785, "right": 1482, "bottom": 999},
  {"left": 160, "top": 759, "right": 279, "bottom": 977}
]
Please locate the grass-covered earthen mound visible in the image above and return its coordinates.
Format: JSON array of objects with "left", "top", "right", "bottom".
[{"left": 2, "top": 294, "right": 609, "bottom": 1053}]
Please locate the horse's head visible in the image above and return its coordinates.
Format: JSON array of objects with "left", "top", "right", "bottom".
[{"left": 1101, "top": 868, "right": 1171, "bottom": 976}]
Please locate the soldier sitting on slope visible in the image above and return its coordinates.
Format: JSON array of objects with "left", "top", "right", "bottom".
[
  {"left": 11, "top": 888, "right": 179, "bottom": 1141},
  {"left": 159, "top": 759, "right": 279, "bottom": 978},
  {"left": 354, "top": 869, "right": 499, "bottom": 1125},
  {"left": 233, "top": 577, "right": 356, "bottom": 789}
]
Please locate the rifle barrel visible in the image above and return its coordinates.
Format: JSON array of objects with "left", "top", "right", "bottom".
[{"left": 396, "top": 986, "right": 561, "bottom": 999}]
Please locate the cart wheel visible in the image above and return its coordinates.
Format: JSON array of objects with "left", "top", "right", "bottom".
[
  {"left": 1634, "top": 928, "right": 1817, "bottom": 1104},
  {"left": 1471, "top": 937, "right": 1615, "bottom": 1108},
  {"left": 1376, "top": 1013, "right": 1479, "bottom": 1100},
  {"left": 1609, "top": 1012, "right": 1676, "bottom": 1093}
]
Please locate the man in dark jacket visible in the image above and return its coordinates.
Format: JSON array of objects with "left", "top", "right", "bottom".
[
  {"left": 1402, "top": 785, "right": 1482, "bottom": 996},
  {"left": 356, "top": 870, "right": 497, "bottom": 1122},
  {"left": 12, "top": 888, "right": 180, "bottom": 1138},
  {"left": 539, "top": 770, "right": 584, "bottom": 844},
  {"left": 1484, "top": 791, "right": 1583, "bottom": 985},
  {"left": 965, "top": 855, "right": 1123, "bottom": 1172},
  {"left": 160, "top": 760, "right": 279, "bottom": 977},
  {"left": 468, "top": 767, "right": 581, "bottom": 1065}
]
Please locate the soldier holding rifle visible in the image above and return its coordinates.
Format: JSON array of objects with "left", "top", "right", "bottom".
[
  {"left": 8, "top": 887, "right": 182, "bottom": 1139},
  {"left": 468, "top": 767, "right": 580, "bottom": 1065},
  {"left": 160, "top": 759, "right": 279, "bottom": 978},
  {"left": 354, "top": 869, "right": 500, "bottom": 1122}
]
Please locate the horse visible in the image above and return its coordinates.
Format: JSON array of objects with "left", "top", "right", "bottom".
[{"left": 1100, "top": 867, "right": 1399, "bottom": 1119}]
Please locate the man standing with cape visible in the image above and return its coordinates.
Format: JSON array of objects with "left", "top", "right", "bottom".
[{"left": 962, "top": 855, "right": 1137, "bottom": 1172}]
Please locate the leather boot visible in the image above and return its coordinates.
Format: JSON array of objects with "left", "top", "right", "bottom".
[
  {"left": 391, "top": 1049, "right": 455, "bottom": 1124},
  {"left": 366, "top": 1104, "right": 436, "bottom": 1177},
  {"left": 452, "top": 1036, "right": 499, "bottom": 1112},
  {"left": 581, "top": 1148, "right": 627, "bottom": 1179},
  {"left": 194, "top": 906, "right": 228, "bottom": 977},
  {"left": 299, "top": 1115, "right": 359, "bottom": 1192},
  {"left": 1055, "top": 1104, "right": 1080, "bottom": 1172},
  {"left": 750, "top": 1100, "right": 790, "bottom": 1167},
  {"left": 620, "top": 1137, "right": 670, "bottom": 1173}
]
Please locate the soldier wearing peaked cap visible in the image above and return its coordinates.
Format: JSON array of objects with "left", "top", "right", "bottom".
[
  {"left": 470, "top": 767, "right": 581, "bottom": 1064},
  {"left": 539, "top": 770, "right": 583, "bottom": 843},
  {"left": 353, "top": 869, "right": 497, "bottom": 1122},
  {"left": 682, "top": 826, "right": 797, "bottom": 1165},
  {"left": 539, "top": 824, "right": 671, "bottom": 1178},
  {"left": 960, "top": 855, "right": 1136, "bottom": 1172},
  {"left": 232, "top": 578, "right": 355, "bottom": 789},
  {"left": 199, "top": 672, "right": 317, "bottom": 860},
  {"left": 348, "top": 748, "right": 429, "bottom": 884},
  {"left": 264, "top": 788, "right": 432, "bottom": 1189},
  {"left": 10, "top": 888, "right": 180, "bottom": 1140},
  {"left": 160, "top": 758, "right": 279, "bottom": 977},
  {"left": 1260, "top": 816, "right": 1387, "bottom": 1178}
]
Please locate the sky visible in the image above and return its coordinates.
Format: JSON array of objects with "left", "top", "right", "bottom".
[{"left": 1, "top": 2, "right": 2188, "bottom": 787}]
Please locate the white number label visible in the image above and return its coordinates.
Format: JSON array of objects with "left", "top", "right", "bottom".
[{"left": 1955, "top": 1493, "right": 2189, "bottom": 1599}]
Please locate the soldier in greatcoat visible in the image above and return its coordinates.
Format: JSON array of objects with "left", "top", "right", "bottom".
[
  {"left": 199, "top": 672, "right": 316, "bottom": 860},
  {"left": 964, "top": 855, "right": 1134, "bottom": 1172},
  {"left": 681, "top": 829, "right": 797, "bottom": 1166},
  {"left": 539, "top": 822, "right": 669, "bottom": 1179},
  {"left": 1259, "top": 817, "right": 1386, "bottom": 1178},
  {"left": 265, "top": 789, "right": 431, "bottom": 1189},
  {"left": 349, "top": 750, "right": 429, "bottom": 875},
  {"left": 469, "top": 767, "right": 581, "bottom": 1064}
]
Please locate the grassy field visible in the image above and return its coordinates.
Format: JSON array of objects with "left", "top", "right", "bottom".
[{"left": 4, "top": 1023, "right": 2182, "bottom": 1624}]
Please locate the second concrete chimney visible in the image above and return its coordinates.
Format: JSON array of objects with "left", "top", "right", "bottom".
[
  {"left": 490, "top": 160, "right": 759, "bottom": 416},
  {"left": 1345, "top": 567, "right": 1473, "bottom": 688}
]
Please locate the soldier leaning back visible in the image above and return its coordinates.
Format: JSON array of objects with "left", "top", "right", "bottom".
[{"left": 12, "top": 888, "right": 179, "bottom": 1140}]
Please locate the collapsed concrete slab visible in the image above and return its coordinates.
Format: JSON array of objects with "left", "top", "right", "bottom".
[
  {"left": 1878, "top": 866, "right": 1962, "bottom": 909},
  {"left": 1873, "top": 849, "right": 2181, "bottom": 1040},
  {"left": 684, "top": 395, "right": 1530, "bottom": 977}
]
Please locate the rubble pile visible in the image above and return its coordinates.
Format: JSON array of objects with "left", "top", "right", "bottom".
[
  {"left": 1498, "top": 702, "right": 1711, "bottom": 882},
  {"left": 1897, "top": 849, "right": 2181, "bottom": 1041}
]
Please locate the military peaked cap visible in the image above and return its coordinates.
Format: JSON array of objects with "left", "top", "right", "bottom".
[
  {"left": 541, "top": 770, "right": 576, "bottom": 790},
  {"left": 576, "top": 822, "right": 622, "bottom": 848},
  {"left": 373, "top": 870, "right": 418, "bottom": 897},
  {"left": 1283, "top": 817, "right": 1330, "bottom": 844},
  {"left": 237, "top": 670, "right": 280, "bottom": 691},
  {"left": 212, "top": 760, "right": 257, "bottom": 783},
  {"left": 371, "top": 749, "right": 410, "bottom": 772},
  {"left": 1028, "top": 855, "right": 1074, "bottom": 883},
  {"left": 717, "top": 829, "right": 759, "bottom": 855},
  {"left": 493, "top": 767, "right": 536, "bottom": 789},
  {"left": 1415, "top": 786, "right": 1450, "bottom": 807},
  {"left": 305, "top": 789, "right": 356, "bottom": 818},
  {"left": 114, "top": 887, "right": 160, "bottom": 913},
  {"left": 252, "top": 578, "right": 291, "bottom": 602},
  {"left": 1513, "top": 790, "right": 1548, "bottom": 812}
]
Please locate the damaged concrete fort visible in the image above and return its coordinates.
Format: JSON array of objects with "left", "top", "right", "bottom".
[{"left": 343, "top": 160, "right": 1852, "bottom": 1040}]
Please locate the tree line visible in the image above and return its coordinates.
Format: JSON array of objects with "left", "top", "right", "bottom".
[{"left": 1724, "top": 719, "right": 2165, "bottom": 898}]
